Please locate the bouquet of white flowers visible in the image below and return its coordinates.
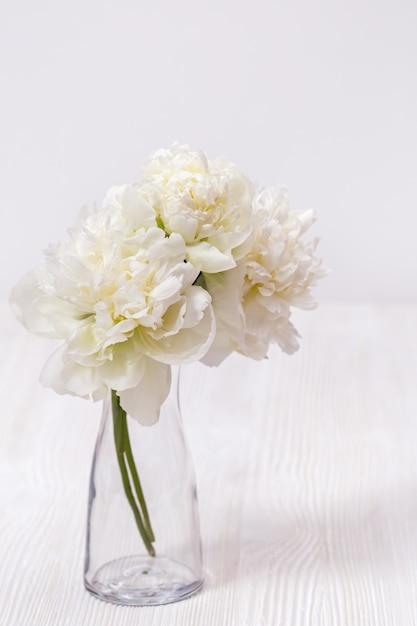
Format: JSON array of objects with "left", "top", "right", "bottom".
[{"left": 10, "top": 143, "right": 326, "bottom": 559}]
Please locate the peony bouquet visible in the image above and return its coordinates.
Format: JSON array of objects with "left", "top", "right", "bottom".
[{"left": 10, "top": 143, "right": 326, "bottom": 555}]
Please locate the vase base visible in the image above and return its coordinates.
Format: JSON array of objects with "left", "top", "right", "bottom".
[{"left": 84, "top": 555, "right": 203, "bottom": 606}]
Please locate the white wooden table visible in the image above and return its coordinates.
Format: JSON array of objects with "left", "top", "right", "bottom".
[{"left": 1, "top": 301, "right": 417, "bottom": 625}]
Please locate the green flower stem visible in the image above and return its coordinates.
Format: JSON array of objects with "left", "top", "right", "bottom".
[
  {"left": 121, "top": 414, "right": 155, "bottom": 543},
  {"left": 111, "top": 390, "right": 156, "bottom": 557}
]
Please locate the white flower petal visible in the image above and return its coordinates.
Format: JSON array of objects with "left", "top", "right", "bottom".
[
  {"left": 181, "top": 286, "right": 212, "bottom": 328},
  {"left": 100, "top": 348, "right": 146, "bottom": 391},
  {"left": 60, "top": 360, "right": 105, "bottom": 396},
  {"left": 199, "top": 326, "right": 234, "bottom": 366},
  {"left": 10, "top": 272, "right": 80, "bottom": 339},
  {"left": 104, "top": 184, "right": 156, "bottom": 230},
  {"left": 66, "top": 321, "right": 104, "bottom": 359},
  {"left": 40, "top": 345, "right": 75, "bottom": 395},
  {"left": 118, "top": 359, "right": 171, "bottom": 425},
  {"left": 150, "top": 275, "right": 183, "bottom": 305},
  {"left": 147, "top": 297, "right": 215, "bottom": 364},
  {"left": 186, "top": 241, "right": 236, "bottom": 273}
]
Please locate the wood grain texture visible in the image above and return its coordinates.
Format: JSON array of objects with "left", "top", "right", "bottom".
[{"left": 1, "top": 302, "right": 417, "bottom": 625}]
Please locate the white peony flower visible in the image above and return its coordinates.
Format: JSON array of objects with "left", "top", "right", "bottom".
[
  {"left": 10, "top": 198, "right": 215, "bottom": 425},
  {"left": 139, "top": 143, "right": 254, "bottom": 273},
  {"left": 10, "top": 146, "right": 327, "bottom": 422},
  {"left": 202, "top": 187, "right": 327, "bottom": 364}
]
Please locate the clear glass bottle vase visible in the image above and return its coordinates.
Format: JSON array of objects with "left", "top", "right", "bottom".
[{"left": 84, "top": 367, "right": 204, "bottom": 605}]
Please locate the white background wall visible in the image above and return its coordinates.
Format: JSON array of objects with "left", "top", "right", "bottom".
[{"left": 1, "top": 0, "right": 416, "bottom": 302}]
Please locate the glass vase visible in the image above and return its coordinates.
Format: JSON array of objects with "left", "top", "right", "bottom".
[{"left": 84, "top": 367, "right": 204, "bottom": 606}]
